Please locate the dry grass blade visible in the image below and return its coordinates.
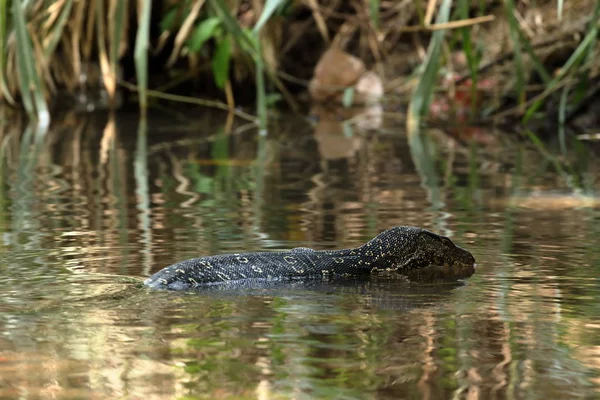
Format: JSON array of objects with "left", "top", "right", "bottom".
[
  {"left": 43, "top": 0, "right": 73, "bottom": 59},
  {"left": 306, "top": 0, "right": 330, "bottom": 43},
  {"left": 426, "top": 15, "right": 495, "bottom": 30},
  {"left": 69, "top": 0, "right": 86, "bottom": 84},
  {"left": 83, "top": 0, "right": 96, "bottom": 60},
  {"left": 118, "top": 80, "right": 257, "bottom": 122},
  {"left": 167, "top": 0, "right": 206, "bottom": 66},
  {"left": 95, "top": 0, "right": 115, "bottom": 100},
  {"left": 424, "top": 0, "right": 438, "bottom": 26}
]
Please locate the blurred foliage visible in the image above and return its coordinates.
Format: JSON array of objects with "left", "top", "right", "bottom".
[{"left": 0, "top": 0, "right": 597, "bottom": 130}]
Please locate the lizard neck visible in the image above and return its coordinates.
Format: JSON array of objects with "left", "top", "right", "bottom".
[
  {"left": 321, "top": 242, "right": 387, "bottom": 269},
  {"left": 353, "top": 228, "right": 416, "bottom": 268}
]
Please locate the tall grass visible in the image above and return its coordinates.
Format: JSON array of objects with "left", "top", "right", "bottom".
[
  {"left": 408, "top": 0, "right": 598, "bottom": 128},
  {"left": 135, "top": 0, "right": 152, "bottom": 112},
  {"left": 0, "top": 0, "right": 12, "bottom": 104},
  {"left": 0, "top": 0, "right": 597, "bottom": 132},
  {"left": 504, "top": 0, "right": 525, "bottom": 104},
  {"left": 12, "top": 0, "right": 49, "bottom": 124},
  {"left": 407, "top": 0, "right": 452, "bottom": 133},
  {"left": 0, "top": 0, "right": 287, "bottom": 130},
  {"left": 523, "top": 1, "right": 600, "bottom": 122}
]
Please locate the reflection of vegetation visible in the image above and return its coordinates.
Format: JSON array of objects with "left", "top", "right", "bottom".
[
  {"left": 0, "top": 112, "right": 600, "bottom": 398},
  {"left": 165, "top": 286, "right": 460, "bottom": 399},
  {"left": 135, "top": 118, "right": 152, "bottom": 275},
  {"left": 407, "top": 130, "right": 444, "bottom": 211}
]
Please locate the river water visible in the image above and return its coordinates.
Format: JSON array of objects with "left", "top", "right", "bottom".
[{"left": 0, "top": 110, "right": 599, "bottom": 399}]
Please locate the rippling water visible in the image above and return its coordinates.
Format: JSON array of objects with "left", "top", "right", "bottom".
[{"left": 0, "top": 111, "right": 599, "bottom": 399}]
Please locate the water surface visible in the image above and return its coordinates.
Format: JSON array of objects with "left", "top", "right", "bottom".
[{"left": 0, "top": 111, "right": 599, "bottom": 399}]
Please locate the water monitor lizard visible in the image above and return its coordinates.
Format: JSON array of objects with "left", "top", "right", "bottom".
[{"left": 145, "top": 226, "right": 475, "bottom": 290}]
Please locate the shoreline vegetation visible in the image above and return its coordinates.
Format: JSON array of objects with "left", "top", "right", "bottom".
[{"left": 0, "top": 0, "right": 598, "bottom": 135}]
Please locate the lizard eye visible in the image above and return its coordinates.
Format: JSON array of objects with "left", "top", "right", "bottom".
[
  {"left": 440, "top": 237, "right": 453, "bottom": 246},
  {"left": 421, "top": 230, "right": 454, "bottom": 247}
]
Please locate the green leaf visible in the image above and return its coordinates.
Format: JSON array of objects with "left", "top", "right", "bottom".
[
  {"left": 188, "top": 17, "right": 221, "bottom": 52},
  {"left": 135, "top": 0, "right": 152, "bottom": 111},
  {"left": 12, "top": 0, "right": 48, "bottom": 122},
  {"left": 368, "top": 0, "right": 380, "bottom": 29},
  {"left": 256, "top": 40, "right": 267, "bottom": 133},
  {"left": 519, "top": 31, "right": 551, "bottom": 84},
  {"left": 212, "top": 37, "right": 231, "bottom": 89},
  {"left": 522, "top": 8, "right": 599, "bottom": 123},
  {"left": 458, "top": 0, "right": 479, "bottom": 115},
  {"left": 160, "top": 7, "right": 178, "bottom": 32},
  {"left": 505, "top": 0, "right": 525, "bottom": 104},
  {"left": 110, "top": 0, "right": 127, "bottom": 71},
  {"left": 239, "top": 27, "right": 259, "bottom": 54},
  {"left": 0, "top": 0, "right": 14, "bottom": 103},
  {"left": 209, "top": 0, "right": 258, "bottom": 60},
  {"left": 264, "top": 92, "right": 282, "bottom": 106},
  {"left": 407, "top": 0, "right": 451, "bottom": 128},
  {"left": 253, "top": 0, "right": 287, "bottom": 33},
  {"left": 208, "top": 0, "right": 272, "bottom": 130},
  {"left": 558, "top": 86, "right": 569, "bottom": 155}
]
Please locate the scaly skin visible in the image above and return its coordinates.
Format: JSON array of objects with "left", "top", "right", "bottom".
[{"left": 144, "top": 226, "right": 476, "bottom": 290}]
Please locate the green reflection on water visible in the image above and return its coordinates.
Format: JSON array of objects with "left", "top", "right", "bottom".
[{"left": 0, "top": 113, "right": 599, "bottom": 399}]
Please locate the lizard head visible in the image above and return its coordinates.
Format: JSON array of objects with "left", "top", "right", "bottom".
[{"left": 375, "top": 226, "right": 476, "bottom": 271}]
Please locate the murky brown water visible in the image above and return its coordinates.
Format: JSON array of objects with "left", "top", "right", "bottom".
[{"left": 0, "top": 109, "right": 599, "bottom": 399}]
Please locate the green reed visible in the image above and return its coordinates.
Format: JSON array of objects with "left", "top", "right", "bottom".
[{"left": 407, "top": 0, "right": 451, "bottom": 131}]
